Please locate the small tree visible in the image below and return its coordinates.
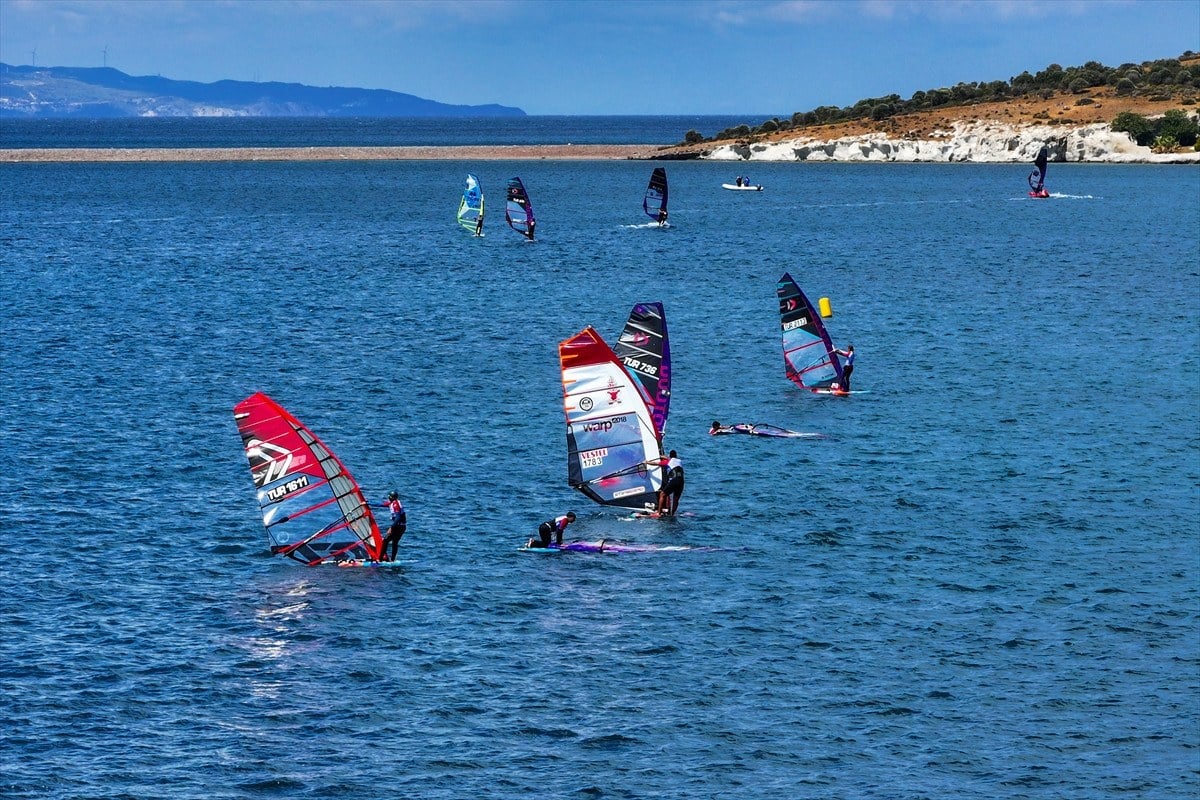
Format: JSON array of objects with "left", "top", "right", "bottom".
[
  {"left": 1115, "top": 78, "right": 1135, "bottom": 96},
  {"left": 683, "top": 129, "right": 704, "bottom": 145},
  {"left": 1111, "top": 111, "right": 1154, "bottom": 145},
  {"left": 1068, "top": 77, "right": 1089, "bottom": 94}
]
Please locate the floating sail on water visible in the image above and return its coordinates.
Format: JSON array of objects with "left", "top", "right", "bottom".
[
  {"left": 505, "top": 176, "right": 535, "bottom": 237},
  {"left": 559, "top": 327, "right": 663, "bottom": 510},
  {"left": 777, "top": 272, "right": 844, "bottom": 391},
  {"left": 233, "top": 392, "right": 383, "bottom": 565},
  {"left": 458, "top": 173, "right": 484, "bottom": 233},
  {"left": 612, "top": 302, "right": 671, "bottom": 436},
  {"left": 1029, "top": 146, "right": 1049, "bottom": 196},
  {"left": 643, "top": 167, "right": 668, "bottom": 222}
]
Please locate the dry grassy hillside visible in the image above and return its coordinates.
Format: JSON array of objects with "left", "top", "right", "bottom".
[{"left": 659, "top": 57, "right": 1200, "bottom": 155}]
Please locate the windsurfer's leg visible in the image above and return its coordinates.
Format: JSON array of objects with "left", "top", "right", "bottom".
[{"left": 843, "top": 366, "right": 853, "bottom": 391}]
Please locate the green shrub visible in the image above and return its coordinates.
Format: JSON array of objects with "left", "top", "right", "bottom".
[
  {"left": 1152, "top": 134, "right": 1178, "bottom": 152},
  {"left": 1157, "top": 109, "right": 1199, "bottom": 146},
  {"left": 1115, "top": 78, "right": 1135, "bottom": 95},
  {"left": 683, "top": 130, "right": 704, "bottom": 145},
  {"left": 1112, "top": 111, "right": 1154, "bottom": 144}
]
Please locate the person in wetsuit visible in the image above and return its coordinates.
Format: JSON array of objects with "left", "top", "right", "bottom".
[
  {"left": 378, "top": 491, "right": 407, "bottom": 561},
  {"left": 527, "top": 511, "right": 575, "bottom": 548},
  {"left": 833, "top": 344, "right": 855, "bottom": 392}
]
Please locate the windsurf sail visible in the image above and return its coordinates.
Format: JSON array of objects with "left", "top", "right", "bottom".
[
  {"left": 530, "top": 540, "right": 719, "bottom": 553},
  {"left": 1029, "top": 146, "right": 1048, "bottom": 192},
  {"left": 611, "top": 302, "right": 671, "bottom": 436},
  {"left": 458, "top": 173, "right": 484, "bottom": 233},
  {"left": 642, "top": 167, "right": 668, "bottom": 221},
  {"left": 711, "top": 422, "right": 825, "bottom": 439},
  {"left": 559, "top": 327, "right": 663, "bottom": 510},
  {"left": 233, "top": 392, "right": 383, "bottom": 565},
  {"left": 778, "top": 272, "right": 844, "bottom": 391},
  {"left": 505, "top": 176, "right": 535, "bottom": 237}
]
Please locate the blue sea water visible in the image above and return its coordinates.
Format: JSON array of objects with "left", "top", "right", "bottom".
[{"left": 1, "top": 143, "right": 1198, "bottom": 799}]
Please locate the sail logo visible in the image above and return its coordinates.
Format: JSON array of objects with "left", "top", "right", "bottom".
[
  {"left": 246, "top": 439, "right": 293, "bottom": 486},
  {"left": 605, "top": 377, "right": 620, "bottom": 405},
  {"left": 622, "top": 357, "right": 657, "bottom": 377},
  {"left": 579, "top": 396, "right": 594, "bottom": 412},
  {"left": 582, "top": 416, "right": 627, "bottom": 433},
  {"left": 783, "top": 317, "right": 809, "bottom": 331},
  {"left": 267, "top": 474, "right": 310, "bottom": 502},
  {"left": 580, "top": 448, "right": 608, "bottom": 468}
]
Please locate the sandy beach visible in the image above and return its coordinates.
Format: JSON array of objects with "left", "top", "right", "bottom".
[{"left": 0, "top": 144, "right": 663, "bottom": 163}]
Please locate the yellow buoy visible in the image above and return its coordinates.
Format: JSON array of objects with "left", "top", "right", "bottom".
[{"left": 819, "top": 297, "right": 833, "bottom": 318}]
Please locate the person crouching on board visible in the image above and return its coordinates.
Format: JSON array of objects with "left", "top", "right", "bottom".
[
  {"left": 833, "top": 344, "right": 855, "bottom": 392},
  {"left": 376, "top": 491, "right": 407, "bottom": 561},
  {"left": 528, "top": 511, "right": 576, "bottom": 548},
  {"left": 657, "top": 208, "right": 668, "bottom": 227}
]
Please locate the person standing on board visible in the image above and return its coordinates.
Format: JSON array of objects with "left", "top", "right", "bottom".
[
  {"left": 651, "top": 450, "right": 684, "bottom": 516},
  {"left": 474, "top": 212, "right": 484, "bottom": 237},
  {"left": 377, "top": 491, "right": 407, "bottom": 561},
  {"left": 657, "top": 208, "right": 668, "bottom": 227},
  {"left": 833, "top": 344, "right": 855, "bottom": 392},
  {"left": 527, "top": 511, "right": 576, "bottom": 548},
  {"left": 525, "top": 218, "right": 536, "bottom": 241}
]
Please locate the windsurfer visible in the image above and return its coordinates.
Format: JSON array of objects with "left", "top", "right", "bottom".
[
  {"left": 833, "top": 344, "right": 855, "bottom": 391},
  {"left": 652, "top": 450, "right": 684, "bottom": 515},
  {"left": 657, "top": 208, "right": 668, "bottom": 227},
  {"left": 528, "top": 511, "right": 576, "bottom": 549},
  {"left": 525, "top": 218, "right": 536, "bottom": 241},
  {"left": 377, "top": 491, "right": 407, "bottom": 561},
  {"left": 475, "top": 214, "right": 484, "bottom": 236},
  {"left": 710, "top": 421, "right": 752, "bottom": 435}
]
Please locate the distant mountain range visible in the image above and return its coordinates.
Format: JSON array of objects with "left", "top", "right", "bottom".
[{"left": 0, "top": 63, "right": 525, "bottom": 118}]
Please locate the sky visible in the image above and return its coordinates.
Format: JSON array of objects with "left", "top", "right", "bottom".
[{"left": 1, "top": 0, "right": 1197, "bottom": 116}]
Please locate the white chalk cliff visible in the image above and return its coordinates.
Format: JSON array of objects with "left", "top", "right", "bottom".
[{"left": 703, "top": 121, "right": 1200, "bottom": 164}]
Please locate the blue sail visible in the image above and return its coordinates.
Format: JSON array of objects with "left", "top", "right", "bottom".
[{"left": 458, "top": 173, "right": 484, "bottom": 233}]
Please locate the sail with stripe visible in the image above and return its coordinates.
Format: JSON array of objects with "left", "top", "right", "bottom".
[
  {"left": 777, "top": 272, "right": 844, "bottom": 391},
  {"left": 643, "top": 167, "right": 668, "bottom": 222},
  {"left": 233, "top": 392, "right": 383, "bottom": 565},
  {"left": 559, "top": 327, "right": 663, "bottom": 510},
  {"left": 612, "top": 301, "right": 671, "bottom": 436},
  {"left": 458, "top": 173, "right": 484, "bottom": 233},
  {"left": 1028, "top": 145, "right": 1049, "bottom": 196},
  {"left": 505, "top": 176, "right": 535, "bottom": 237}
]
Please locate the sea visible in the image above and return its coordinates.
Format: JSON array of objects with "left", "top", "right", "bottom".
[{"left": 1, "top": 117, "right": 1197, "bottom": 800}]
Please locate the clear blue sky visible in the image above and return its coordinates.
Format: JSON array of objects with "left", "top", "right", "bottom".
[{"left": 1, "top": 0, "right": 1196, "bottom": 115}]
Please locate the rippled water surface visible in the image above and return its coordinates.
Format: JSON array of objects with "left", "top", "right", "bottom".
[{"left": 1, "top": 157, "right": 1197, "bottom": 799}]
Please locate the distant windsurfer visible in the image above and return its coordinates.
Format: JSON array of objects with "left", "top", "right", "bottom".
[
  {"left": 527, "top": 511, "right": 576, "bottom": 549},
  {"left": 377, "top": 491, "right": 407, "bottom": 561},
  {"left": 475, "top": 213, "right": 484, "bottom": 236},
  {"left": 657, "top": 208, "right": 668, "bottom": 227},
  {"left": 710, "top": 421, "right": 753, "bottom": 436},
  {"left": 1030, "top": 145, "right": 1049, "bottom": 197},
  {"left": 833, "top": 344, "right": 855, "bottom": 392},
  {"left": 525, "top": 218, "right": 536, "bottom": 241}
]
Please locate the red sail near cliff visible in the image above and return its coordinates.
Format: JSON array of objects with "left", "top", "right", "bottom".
[{"left": 233, "top": 392, "right": 383, "bottom": 565}]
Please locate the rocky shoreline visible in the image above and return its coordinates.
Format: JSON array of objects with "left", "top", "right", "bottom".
[{"left": 692, "top": 121, "right": 1200, "bottom": 164}]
